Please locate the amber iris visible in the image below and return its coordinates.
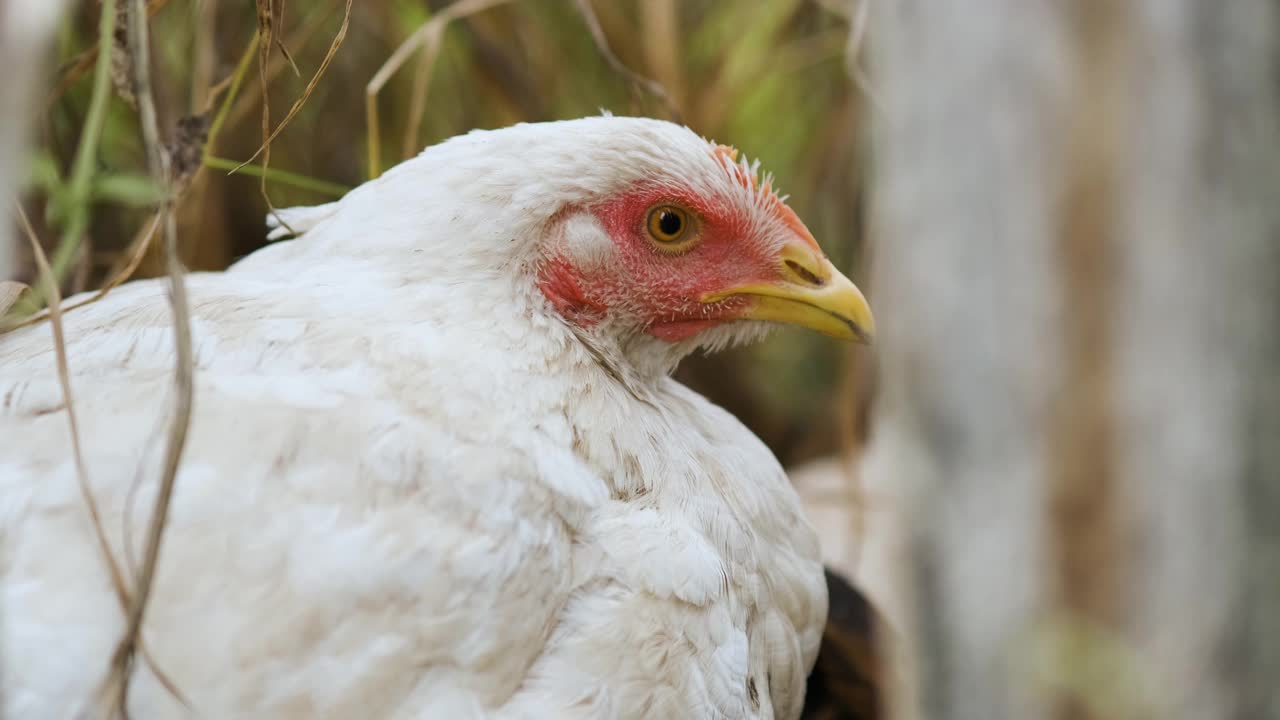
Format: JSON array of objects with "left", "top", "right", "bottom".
[{"left": 647, "top": 206, "right": 691, "bottom": 244}]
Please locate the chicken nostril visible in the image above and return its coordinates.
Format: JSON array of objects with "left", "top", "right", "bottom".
[{"left": 785, "top": 259, "right": 825, "bottom": 287}]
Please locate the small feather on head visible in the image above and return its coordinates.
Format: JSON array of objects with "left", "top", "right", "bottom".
[{"left": 709, "top": 141, "right": 818, "bottom": 252}]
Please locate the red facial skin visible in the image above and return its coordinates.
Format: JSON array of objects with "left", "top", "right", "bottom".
[{"left": 538, "top": 182, "right": 804, "bottom": 342}]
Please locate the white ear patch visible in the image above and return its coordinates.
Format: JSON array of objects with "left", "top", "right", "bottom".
[{"left": 559, "top": 213, "right": 616, "bottom": 273}]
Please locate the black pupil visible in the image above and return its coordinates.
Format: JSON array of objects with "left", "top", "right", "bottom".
[{"left": 658, "top": 211, "right": 682, "bottom": 237}]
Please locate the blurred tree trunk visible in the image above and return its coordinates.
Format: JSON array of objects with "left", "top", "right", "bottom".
[{"left": 862, "top": 2, "right": 1280, "bottom": 719}]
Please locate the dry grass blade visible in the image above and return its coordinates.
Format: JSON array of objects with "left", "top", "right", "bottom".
[
  {"left": 235, "top": 0, "right": 352, "bottom": 170},
  {"left": 223, "top": 0, "right": 342, "bottom": 132},
  {"left": 366, "top": 0, "right": 516, "bottom": 178},
  {"left": 273, "top": 0, "right": 302, "bottom": 78},
  {"left": 100, "top": 0, "right": 196, "bottom": 714},
  {"left": 401, "top": 27, "right": 439, "bottom": 161},
  {"left": 275, "top": 37, "right": 302, "bottom": 77},
  {"left": 103, "top": 214, "right": 162, "bottom": 291},
  {"left": 3, "top": 214, "right": 161, "bottom": 335},
  {"left": 253, "top": 0, "right": 278, "bottom": 225},
  {"left": 235, "top": 0, "right": 350, "bottom": 233},
  {"left": 0, "top": 282, "right": 31, "bottom": 319},
  {"left": 572, "top": 0, "right": 681, "bottom": 122},
  {"left": 204, "top": 67, "right": 240, "bottom": 111}
]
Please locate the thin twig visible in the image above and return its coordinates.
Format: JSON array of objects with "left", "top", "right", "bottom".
[
  {"left": 573, "top": 0, "right": 681, "bottom": 122},
  {"left": 15, "top": 203, "right": 127, "bottom": 608},
  {"left": 101, "top": 0, "right": 195, "bottom": 714},
  {"left": 204, "top": 67, "right": 240, "bottom": 114},
  {"left": 101, "top": 214, "right": 162, "bottom": 295},
  {"left": 366, "top": 0, "right": 517, "bottom": 178},
  {"left": 16, "top": 203, "right": 189, "bottom": 711}
]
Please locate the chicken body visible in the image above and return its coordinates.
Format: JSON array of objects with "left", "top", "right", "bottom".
[{"left": 0, "top": 117, "right": 859, "bottom": 719}]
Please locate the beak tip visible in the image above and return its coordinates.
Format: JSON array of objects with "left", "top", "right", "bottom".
[
  {"left": 833, "top": 313, "right": 873, "bottom": 344},
  {"left": 851, "top": 312, "right": 875, "bottom": 344}
]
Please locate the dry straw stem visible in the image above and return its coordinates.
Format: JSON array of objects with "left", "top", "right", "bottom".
[
  {"left": 99, "top": 0, "right": 195, "bottom": 714},
  {"left": 272, "top": 0, "right": 304, "bottom": 79},
  {"left": 14, "top": 202, "right": 124, "bottom": 605},
  {"left": 573, "top": 0, "right": 681, "bottom": 122},
  {"left": 366, "top": 0, "right": 518, "bottom": 178},
  {"left": 253, "top": 0, "right": 278, "bottom": 224}
]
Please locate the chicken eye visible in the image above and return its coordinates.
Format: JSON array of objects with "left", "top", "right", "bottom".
[{"left": 646, "top": 206, "right": 691, "bottom": 244}]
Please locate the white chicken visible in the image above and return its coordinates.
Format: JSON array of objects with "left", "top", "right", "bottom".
[{"left": 0, "top": 116, "right": 873, "bottom": 719}]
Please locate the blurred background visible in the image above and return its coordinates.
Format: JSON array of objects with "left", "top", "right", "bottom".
[{"left": 2, "top": 1, "right": 1277, "bottom": 719}]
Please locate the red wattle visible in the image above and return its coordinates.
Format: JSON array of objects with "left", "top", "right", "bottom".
[{"left": 537, "top": 257, "right": 605, "bottom": 327}]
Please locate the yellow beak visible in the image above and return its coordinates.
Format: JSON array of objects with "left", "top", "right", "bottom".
[{"left": 700, "top": 244, "right": 875, "bottom": 343}]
